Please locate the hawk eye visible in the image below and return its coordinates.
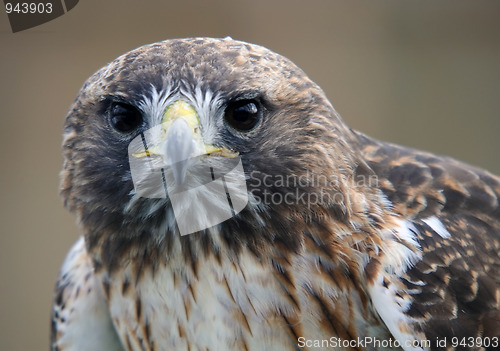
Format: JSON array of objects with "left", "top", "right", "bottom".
[
  {"left": 224, "top": 99, "right": 261, "bottom": 132},
  {"left": 109, "top": 102, "right": 143, "bottom": 133}
]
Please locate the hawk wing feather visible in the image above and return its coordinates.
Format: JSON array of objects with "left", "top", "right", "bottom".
[
  {"left": 51, "top": 237, "right": 124, "bottom": 351},
  {"left": 357, "top": 131, "right": 500, "bottom": 346}
]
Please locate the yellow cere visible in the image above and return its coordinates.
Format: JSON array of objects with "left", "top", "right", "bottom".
[
  {"left": 162, "top": 100, "right": 200, "bottom": 132},
  {"left": 132, "top": 100, "right": 201, "bottom": 158},
  {"left": 132, "top": 100, "right": 238, "bottom": 159}
]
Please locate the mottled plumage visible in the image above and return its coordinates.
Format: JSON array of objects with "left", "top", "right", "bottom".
[{"left": 51, "top": 38, "right": 500, "bottom": 351}]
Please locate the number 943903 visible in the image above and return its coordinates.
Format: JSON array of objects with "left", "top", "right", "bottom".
[{"left": 5, "top": 2, "right": 53, "bottom": 14}]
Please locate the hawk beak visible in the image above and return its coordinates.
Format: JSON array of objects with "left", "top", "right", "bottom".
[
  {"left": 133, "top": 100, "right": 237, "bottom": 185},
  {"left": 165, "top": 118, "right": 195, "bottom": 185}
]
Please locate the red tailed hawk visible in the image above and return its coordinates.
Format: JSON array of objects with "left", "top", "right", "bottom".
[{"left": 51, "top": 38, "right": 500, "bottom": 351}]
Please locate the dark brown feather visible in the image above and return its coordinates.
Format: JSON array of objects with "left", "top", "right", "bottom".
[{"left": 357, "top": 131, "right": 500, "bottom": 346}]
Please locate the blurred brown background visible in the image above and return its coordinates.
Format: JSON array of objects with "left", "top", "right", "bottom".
[{"left": 1, "top": 1, "right": 499, "bottom": 350}]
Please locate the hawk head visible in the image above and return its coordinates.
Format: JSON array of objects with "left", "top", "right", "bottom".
[{"left": 61, "top": 38, "right": 382, "bottom": 270}]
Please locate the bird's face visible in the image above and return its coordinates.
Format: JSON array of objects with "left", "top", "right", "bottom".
[{"left": 61, "top": 38, "right": 362, "bottom": 257}]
